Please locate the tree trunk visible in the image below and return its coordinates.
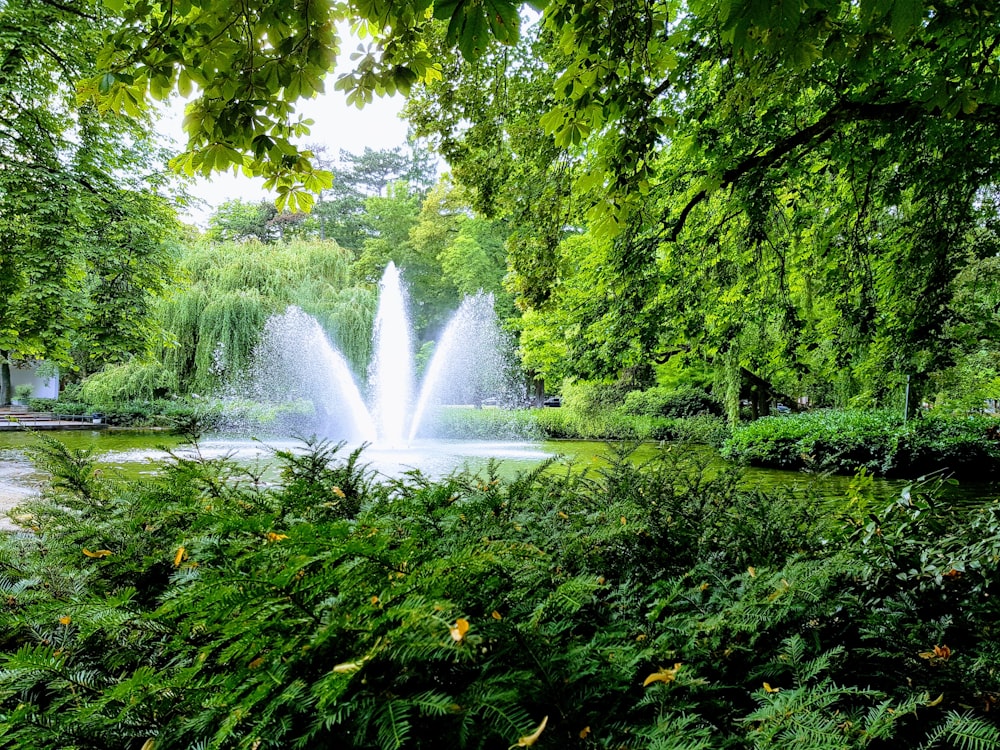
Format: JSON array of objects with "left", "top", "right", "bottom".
[{"left": 0, "top": 354, "right": 11, "bottom": 406}]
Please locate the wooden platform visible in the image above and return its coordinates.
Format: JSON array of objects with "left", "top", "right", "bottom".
[{"left": 0, "top": 407, "right": 107, "bottom": 431}]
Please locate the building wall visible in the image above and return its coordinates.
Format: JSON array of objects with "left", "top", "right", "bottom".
[{"left": 10, "top": 362, "right": 59, "bottom": 400}]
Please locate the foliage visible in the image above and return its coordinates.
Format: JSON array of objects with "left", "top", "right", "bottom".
[
  {"left": 26, "top": 398, "right": 59, "bottom": 413},
  {"left": 79, "top": 360, "right": 179, "bottom": 404},
  {"left": 156, "top": 239, "right": 368, "bottom": 392},
  {"left": 94, "top": 0, "right": 510, "bottom": 208},
  {"left": 723, "top": 409, "right": 1000, "bottom": 478},
  {"left": 400, "top": 1, "right": 1000, "bottom": 414},
  {"left": 1, "top": 437, "right": 999, "bottom": 747},
  {"left": 0, "top": 0, "right": 182, "bottom": 402},
  {"left": 623, "top": 387, "right": 723, "bottom": 419}
]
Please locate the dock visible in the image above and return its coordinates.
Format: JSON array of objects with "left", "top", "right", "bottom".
[{"left": 0, "top": 407, "right": 107, "bottom": 431}]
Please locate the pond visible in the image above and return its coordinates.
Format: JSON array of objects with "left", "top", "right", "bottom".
[{"left": 2, "top": 429, "right": 996, "bottom": 530}]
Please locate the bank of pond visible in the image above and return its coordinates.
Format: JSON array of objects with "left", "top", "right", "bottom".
[
  {"left": 1, "top": 432, "right": 999, "bottom": 748},
  {"left": 21, "top": 397, "right": 1000, "bottom": 480}
]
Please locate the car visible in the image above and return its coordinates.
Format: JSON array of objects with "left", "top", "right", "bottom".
[{"left": 542, "top": 396, "right": 561, "bottom": 407}]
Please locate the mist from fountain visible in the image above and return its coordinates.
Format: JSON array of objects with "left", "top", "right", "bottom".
[{"left": 248, "top": 263, "right": 519, "bottom": 446}]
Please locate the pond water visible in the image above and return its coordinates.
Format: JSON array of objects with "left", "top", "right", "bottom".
[{"left": 1, "top": 429, "right": 996, "bottom": 530}]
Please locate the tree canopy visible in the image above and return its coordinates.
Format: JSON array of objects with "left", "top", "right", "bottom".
[
  {"left": 0, "top": 0, "right": 182, "bottom": 403},
  {"left": 5, "top": 0, "right": 998, "bottom": 409}
]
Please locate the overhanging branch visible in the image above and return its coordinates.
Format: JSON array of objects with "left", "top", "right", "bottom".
[{"left": 667, "top": 100, "right": 1000, "bottom": 241}]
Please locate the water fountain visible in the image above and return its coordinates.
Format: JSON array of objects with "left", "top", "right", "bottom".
[{"left": 247, "top": 262, "right": 524, "bottom": 449}]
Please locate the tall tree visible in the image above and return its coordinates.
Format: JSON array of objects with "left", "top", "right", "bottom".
[{"left": 0, "top": 0, "right": 181, "bottom": 403}]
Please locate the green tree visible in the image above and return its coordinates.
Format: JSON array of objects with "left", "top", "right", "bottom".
[
  {"left": 206, "top": 199, "right": 279, "bottom": 243},
  {"left": 402, "top": 2, "right": 1000, "bottom": 409},
  {"left": 0, "top": 0, "right": 181, "bottom": 403}
]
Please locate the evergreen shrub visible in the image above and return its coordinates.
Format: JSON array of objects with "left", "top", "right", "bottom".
[{"left": 1, "top": 438, "right": 998, "bottom": 748}]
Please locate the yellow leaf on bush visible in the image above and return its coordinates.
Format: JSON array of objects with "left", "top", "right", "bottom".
[
  {"left": 509, "top": 715, "right": 548, "bottom": 748},
  {"left": 643, "top": 663, "right": 682, "bottom": 686},
  {"left": 491, "top": 610, "right": 502, "bottom": 620},
  {"left": 83, "top": 548, "right": 112, "bottom": 558},
  {"left": 173, "top": 546, "right": 186, "bottom": 567},
  {"left": 763, "top": 682, "right": 780, "bottom": 693},
  {"left": 59, "top": 616, "right": 71, "bottom": 626},
  {"left": 266, "top": 532, "right": 289, "bottom": 542},
  {"left": 450, "top": 618, "right": 470, "bottom": 642},
  {"left": 332, "top": 486, "right": 346, "bottom": 499},
  {"left": 333, "top": 661, "right": 363, "bottom": 673}
]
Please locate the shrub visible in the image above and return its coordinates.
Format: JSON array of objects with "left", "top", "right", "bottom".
[
  {"left": 724, "top": 409, "right": 1000, "bottom": 478},
  {"left": 1, "top": 439, "right": 998, "bottom": 747},
  {"left": 623, "top": 386, "right": 723, "bottom": 418},
  {"left": 26, "top": 397, "right": 58, "bottom": 412},
  {"left": 419, "top": 406, "right": 541, "bottom": 440},
  {"left": 79, "top": 360, "right": 178, "bottom": 405}
]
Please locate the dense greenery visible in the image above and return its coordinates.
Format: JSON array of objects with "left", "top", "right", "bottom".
[
  {"left": 2, "top": 437, "right": 999, "bottom": 748},
  {"left": 0, "top": 0, "right": 183, "bottom": 404},
  {"left": 724, "top": 410, "right": 1000, "bottom": 478},
  {"left": 403, "top": 2, "right": 1000, "bottom": 413}
]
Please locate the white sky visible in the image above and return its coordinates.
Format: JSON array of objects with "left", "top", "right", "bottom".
[{"left": 158, "top": 68, "right": 410, "bottom": 226}]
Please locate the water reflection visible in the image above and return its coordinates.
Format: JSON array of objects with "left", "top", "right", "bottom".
[{"left": 1, "top": 431, "right": 997, "bottom": 529}]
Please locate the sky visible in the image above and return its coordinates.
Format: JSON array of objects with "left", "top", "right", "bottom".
[{"left": 158, "top": 68, "right": 411, "bottom": 226}]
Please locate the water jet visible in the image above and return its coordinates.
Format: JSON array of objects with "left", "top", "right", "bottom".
[{"left": 247, "top": 263, "right": 520, "bottom": 446}]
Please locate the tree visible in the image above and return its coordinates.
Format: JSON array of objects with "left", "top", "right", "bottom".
[
  {"left": 400, "top": 2, "right": 1000, "bottom": 408},
  {"left": 206, "top": 199, "right": 279, "bottom": 243},
  {"left": 94, "top": 0, "right": 513, "bottom": 209},
  {"left": 310, "top": 145, "right": 438, "bottom": 252},
  {"left": 0, "top": 0, "right": 182, "bottom": 404}
]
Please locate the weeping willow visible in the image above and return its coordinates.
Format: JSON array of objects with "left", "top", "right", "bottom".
[
  {"left": 149, "top": 238, "right": 366, "bottom": 394},
  {"left": 78, "top": 229, "right": 385, "bottom": 401},
  {"left": 309, "top": 287, "right": 378, "bottom": 379},
  {"left": 79, "top": 360, "right": 178, "bottom": 405},
  {"left": 159, "top": 287, "right": 209, "bottom": 388},
  {"left": 193, "top": 290, "right": 270, "bottom": 392}
]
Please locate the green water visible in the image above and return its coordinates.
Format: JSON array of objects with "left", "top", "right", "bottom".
[{"left": 1, "top": 430, "right": 996, "bottom": 516}]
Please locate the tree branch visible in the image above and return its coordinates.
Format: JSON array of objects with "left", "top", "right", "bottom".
[{"left": 667, "top": 100, "right": 1000, "bottom": 241}]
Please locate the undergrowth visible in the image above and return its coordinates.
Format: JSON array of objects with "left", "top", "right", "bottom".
[{"left": 0, "top": 436, "right": 998, "bottom": 748}]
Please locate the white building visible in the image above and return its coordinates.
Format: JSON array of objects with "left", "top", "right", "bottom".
[{"left": 8, "top": 361, "right": 59, "bottom": 400}]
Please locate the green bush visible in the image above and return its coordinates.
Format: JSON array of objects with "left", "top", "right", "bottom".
[
  {"left": 623, "top": 386, "right": 723, "bottom": 418},
  {"left": 723, "top": 409, "right": 1000, "bottom": 477},
  {"left": 1, "top": 438, "right": 998, "bottom": 748},
  {"left": 26, "top": 397, "right": 58, "bottom": 412},
  {"left": 420, "top": 407, "right": 541, "bottom": 440}
]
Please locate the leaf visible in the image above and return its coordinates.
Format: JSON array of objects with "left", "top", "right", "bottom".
[
  {"left": 83, "top": 548, "right": 112, "bottom": 558},
  {"left": 763, "top": 681, "right": 781, "bottom": 693},
  {"left": 59, "top": 616, "right": 71, "bottom": 625},
  {"left": 509, "top": 715, "right": 548, "bottom": 748},
  {"left": 643, "top": 663, "right": 683, "bottom": 686},
  {"left": 173, "top": 546, "right": 186, "bottom": 567},
  {"left": 333, "top": 661, "right": 363, "bottom": 673},
  {"left": 98, "top": 72, "right": 116, "bottom": 94},
  {"left": 890, "top": 0, "right": 923, "bottom": 40},
  {"left": 450, "top": 617, "right": 470, "bottom": 641}
]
